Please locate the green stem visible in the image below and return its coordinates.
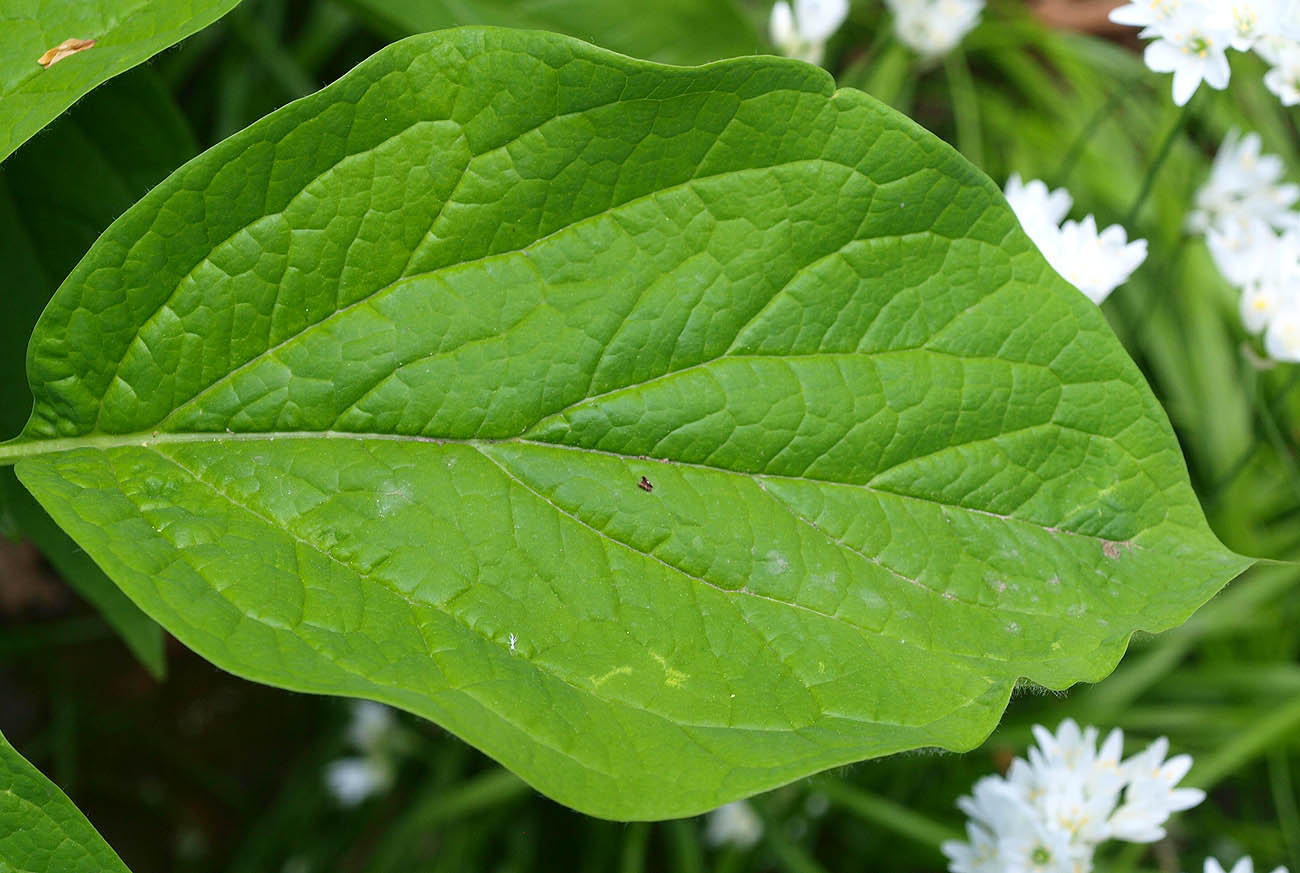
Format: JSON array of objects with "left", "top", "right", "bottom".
[
  {"left": 1248, "top": 366, "right": 1300, "bottom": 503},
  {"left": 665, "top": 818, "right": 705, "bottom": 873},
  {"left": 227, "top": 6, "right": 317, "bottom": 99},
  {"left": 1188, "top": 693, "right": 1300, "bottom": 790},
  {"left": 762, "top": 826, "right": 830, "bottom": 873},
  {"left": 291, "top": 0, "right": 356, "bottom": 72},
  {"left": 813, "top": 777, "right": 960, "bottom": 849},
  {"left": 944, "top": 49, "right": 983, "bottom": 168},
  {"left": 364, "top": 769, "right": 528, "bottom": 870},
  {"left": 1207, "top": 344, "right": 1300, "bottom": 507},
  {"left": 1053, "top": 83, "right": 1133, "bottom": 187},
  {"left": 619, "top": 822, "right": 651, "bottom": 873},
  {"left": 861, "top": 16, "right": 896, "bottom": 67},
  {"left": 1125, "top": 97, "right": 1195, "bottom": 227},
  {"left": 1269, "top": 749, "right": 1300, "bottom": 872}
]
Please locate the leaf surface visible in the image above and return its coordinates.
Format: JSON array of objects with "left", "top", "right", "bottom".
[
  {"left": 2, "top": 28, "right": 1249, "bottom": 818},
  {"left": 0, "top": 729, "right": 132, "bottom": 873},
  {"left": 344, "top": 0, "right": 758, "bottom": 65},
  {"left": 0, "top": 68, "right": 193, "bottom": 677},
  {"left": 0, "top": 0, "right": 239, "bottom": 162}
]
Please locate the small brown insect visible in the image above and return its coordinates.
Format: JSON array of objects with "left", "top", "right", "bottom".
[{"left": 637, "top": 476, "right": 654, "bottom": 492}]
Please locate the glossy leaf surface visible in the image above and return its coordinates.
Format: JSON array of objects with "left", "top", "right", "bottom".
[
  {"left": 0, "top": 68, "right": 194, "bottom": 677},
  {"left": 2, "top": 28, "right": 1248, "bottom": 818},
  {"left": 344, "top": 0, "right": 758, "bottom": 65},
  {"left": 0, "top": 0, "right": 240, "bottom": 162},
  {"left": 0, "top": 729, "right": 131, "bottom": 873}
]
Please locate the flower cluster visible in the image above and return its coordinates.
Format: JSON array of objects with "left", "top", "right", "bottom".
[
  {"left": 1004, "top": 175, "right": 1148, "bottom": 304},
  {"left": 1109, "top": 0, "right": 1300, "bottom": 106},
  {"left": 1187, "top": 130, "right": 1300, "bottom": 360},
  {"left": 769, "top": 0, "right": 850, "bottom": 66},
  {"left": 1205, "top": 857, "right": 1291, "bottom": 873},
  {"left": 769, "top": 0, "right": 984, "bottom": 67},
  {"left": 942, "top": 720, "right": 1204, "bottom": 873},
  {"left": 885, "top": 0, "right": 985, "bottom": 59},
  {"left": 323, "top": 700, "right": 407, "bottom": 806}
]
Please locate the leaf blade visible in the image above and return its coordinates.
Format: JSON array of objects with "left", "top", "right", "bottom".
[
  {"left": 0, "top": 0, "right": 239, "bottom": 161},
  {"left": 0, "top": 68, "right": 193, "bottom": 678},
  {"left": 6, "top": 28, "right": 1250, "bottom": 818},
  {"left": 0, "top": 729, "right": 132, "bottom": 873}
]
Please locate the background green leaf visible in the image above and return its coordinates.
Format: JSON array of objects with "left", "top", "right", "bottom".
[
  {"left": 0, "top": 728, "right": 132, "bottom": 873},
  {"left": 0, "top": 0, "right": 241, "bottom": 162},
  {"left": 342, "top": 0, "right": 759, "bottom": 65},
  {"left": 3, "top": 27, "right": 1248, "bottom": 819},
  {"left": 0, "top": 67, "right": 196, "bottom": 678}
]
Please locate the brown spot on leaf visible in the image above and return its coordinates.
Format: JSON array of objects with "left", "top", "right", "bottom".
[
  {"left": 38, "top": 38, "right": 96, "bottom": 69},
  {"left": 1102, "top": 541, "right": 1122, "bottom": 559}
]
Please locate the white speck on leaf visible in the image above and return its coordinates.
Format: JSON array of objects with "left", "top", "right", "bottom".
[{"left": 764, "top": 550, "right": 790, "bottom": 575}]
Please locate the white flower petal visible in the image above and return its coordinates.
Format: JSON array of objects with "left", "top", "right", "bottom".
[
  {"left": 795, "top": 0, "right": 850, "bottom": 42},
  {"left": 770, "top": 2, "right": 798, "bottom": 48}
]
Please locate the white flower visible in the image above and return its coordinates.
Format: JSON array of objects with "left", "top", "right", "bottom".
[
  {"left": 1241, "top": 280, "right": 1288, "bottom": 332},
  {"left": 707, "top": 800, "right": 764, "bottom": 847},
  {"left": 323, "top": 756, "right": 394, "bottom": 806},
  {"left": 1223, "top": 0, "right": 1296, "bottom": 50},
  {"left": 1203, "top": 857, "right": 1291, "bottom": 873},
  {"left": 1109, "top": 0, "right": 1183, "bottom": 29},
  {"left": 954, "top": 778, "right": 1082, "bottom": 873},
  {"left": 1114, "top": 0, "right": 1300, "bottom": 106},
  {"left": 943, "top": 821, "right": 1002, "bottom": 873},
  {"left": 323, "top": 700, "right": 407, "bottom": 807},
  {"left": 346, "top": 700, "right": 396, "bottom": 752},
  {"left": 947, "top": 721, "right": 1206, "bottom": 873},
  {"left": 998, "top": 814, "right": 1082, "bottom": 873},
  {"left": 1262, "top": 38, "right": 1300, "bottom": 104},
  {"left": 959, "top": 775, "right": 1039, "bottom": 834},
  {"left": 1003, "top": 176, "right": 1147, "bottom": 305},
  {"left": 1191, "top": 132, "right": 1300, "bottom": 356},
  {"left": 769, "top": 0, "right": 849, "bottom": 66},
  {"left": 1141, "top": 4, "right": 1235, "bottom": 105},
  {"left": 1206, "top": 218, "right": 1272, "bottom": 286},
  {"left": 1015, "top": 721, "right": 1125, "bottom": 846},
  {"left": 1267, "top": 303, "right": 1300, "bottom": 360},
  {"left": 704, "top": 800, "right": 764, "bottom": 849},
  {"left": 885, "top": 0, "right": 985, "bottom": 58},
  {"left": 1189, "top": 130, "right": 1300, "bottom": 236},
  {"left": 1191, "top": 131, "right": 1300, "bottom": 333},
  {"left": 1005, "top": 174, "right": 1074, "bottom": 252},
  {"left": 1054, "top": 216, "right": 1149, "bottom": 304},
  {"left": 950, "top": 778, "right": 1078, "bottom": 873},
  {"left": 1107, "top": 737, "right": 1206, "bottom": 842}
]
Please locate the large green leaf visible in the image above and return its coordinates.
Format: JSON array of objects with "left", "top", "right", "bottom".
[
  {"left": 0, "top": 729, "right": 131, "bottom": 873},
  {"left": 0, "top": 0, "right": 240, "bottom": 162},
  {"left": 344, "top": 0, "right": 759, "bottom": 65},
  {"left": 0, "top": 68, "right": 195, "bottom": 678},
  {"left": 0, "top": 28, "right": 1248, "bottom": 818}
]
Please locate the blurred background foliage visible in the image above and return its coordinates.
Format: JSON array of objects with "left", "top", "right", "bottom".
[{"left": 1, "top": 0, "right": 1297, "bottom": 871}]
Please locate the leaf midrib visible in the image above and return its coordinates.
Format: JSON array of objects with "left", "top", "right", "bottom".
[{"left": 0, "top": 428, "right": 1169, "bottom": 552}]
